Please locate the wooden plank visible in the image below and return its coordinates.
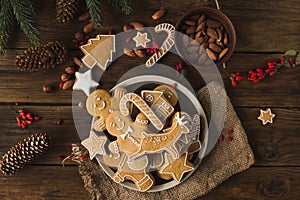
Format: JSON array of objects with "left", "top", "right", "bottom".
[
  {"left": 0, "top": 50, "right": 299, "bottom": 107},
  {"left": 0, "top": 165, "right": 89, "bottom": 200},
  {"left": 0, "top": 106, "right": 299, "bottom": 166},
  {"left": 0, "top": 166, "right": 299, "bottom": 200},
  {"left": 3, "top": 0, "right": 300, "bottom": 52},
  {"left": 200, "top": 167, "right": 300, "bottom": 200}
]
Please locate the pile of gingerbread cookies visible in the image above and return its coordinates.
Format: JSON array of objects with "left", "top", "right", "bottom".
[{"left": 82, "top": 85, "right": 201, "bottom": 191}]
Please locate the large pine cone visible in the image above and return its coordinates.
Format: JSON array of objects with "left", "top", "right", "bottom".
[
  {"left": 56, "top": 0, "right": 79, "bottom": 24},
  {"left": 16, "top": 41, "right": 67, "bottom": 72},
  {"left": 0, "top": 133, "right": 50, "bottom": 176}
]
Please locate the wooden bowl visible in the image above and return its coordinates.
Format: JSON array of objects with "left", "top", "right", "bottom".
[{"left": 175, "top": 7, "right": 236, "bottom": 66}]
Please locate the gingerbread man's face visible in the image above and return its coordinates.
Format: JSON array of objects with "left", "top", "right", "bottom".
[
  {"left": 86, "top": 89, "right": 112, "bottom": 117},
  {"left": 105, "top": 114, "right": 125, "bottom": 137}
]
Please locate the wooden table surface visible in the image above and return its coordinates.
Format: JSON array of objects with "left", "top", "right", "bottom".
[{"left": 0, "top": 0, "right": 299, "bottom": 199}]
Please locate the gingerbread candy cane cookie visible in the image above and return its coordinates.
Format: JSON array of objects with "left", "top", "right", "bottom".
[
  {"left": 146, "top": 23, "right": 175, "bottom": 67},
  {"left": 119, "top": 93, "right": 164, "bottom": 130}
]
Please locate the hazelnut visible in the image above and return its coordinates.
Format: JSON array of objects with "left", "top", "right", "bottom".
[
  {"left": 65, "top": 66, "right": 75, "bottom": 74},
  {"left": 43, "top": 85, "right": 52, "bottom": 93},
  {"left": 61, "top": 73, "right": 71, "bottom": 82}
]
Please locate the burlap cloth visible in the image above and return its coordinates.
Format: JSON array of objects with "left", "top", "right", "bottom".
[{"left": 78, "top": 81, "right": 255, "bottom": 200}]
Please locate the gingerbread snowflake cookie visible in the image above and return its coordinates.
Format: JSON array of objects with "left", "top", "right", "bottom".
[{"left": 83, "top": 85, "right": 201, "bottom": 191}]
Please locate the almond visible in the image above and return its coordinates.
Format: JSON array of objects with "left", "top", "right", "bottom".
[
  {"left": 207, "top": 19, "right": 222, "bottom": 28},
  {"left": 83, "top": 23, "right": 94, "bottom": 33},
  {"left": 216, "top": 28, "right": 223, "bottom": 41},
  {"left": 209, "top": 43, "right": 222, "bottom": 53},
  {"left": 207, "top": 28, "right": 218, "bottom": 39},
  {"left": 223, "top": 32, "right": 228, "bottom": 46},
  {"left": 195, "top": 37, "right": 204, "bottom": 44},
  {"left": 134, "top": 49, "right": 146, "bottom": 58},
  {"left": 186, "top": 26, "right": 195, "bottom": 34},
  {"left": 218, "top": 48, "right": 229, "bottom": 59},
  {"left": 208, "top": 37, "right": 215, "bottom": 43},
  {"left": 152, "top": 8, "right": 166, "bottom": 20},
  {"left": 65, "top": 66, "right": 76, "bottom": 74},
  {"left": 78, "top": 12, "right": 90, "bottom": 22},
  {"left": 181, "top": 25, "right": 189, "bottom": 31},
  {"left": 195, "top": 31, "right": 202, "bottom": 39},
  {"left": 61, "top": 73, "right": 71, "bottom": 82},
  {"left": 201, "top": 42, "right": 208, "bottom": 49},
  {"left": 197, "top": 15, "right": 206, "bottom": 25},
  {"left": 206, "top": 48, "right": 217, "bottom": 60},
  {"left": 184, "top": 20, "right": 196, "bottom": 26},
  {"left": 124, "top": 48, "right": 136, "bottom": 57},
  {"left": 196, "top": 21, "right": 206, "bottom": 32},
  {"left": 63, "top": 80, "right": 75, "bottom": 90},
  {"left": 189, "top": 15, "right": 200, "bottom": 21},
  {"left": 123, "top": 24, "right": 133, "bottom": 32},
  {"left": 129, "top": 22, "right": 144, "bottom": 30}
]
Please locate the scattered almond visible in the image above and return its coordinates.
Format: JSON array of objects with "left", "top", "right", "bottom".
[{"left": 152, "top": 8, "right": 166, "bottom": 20}]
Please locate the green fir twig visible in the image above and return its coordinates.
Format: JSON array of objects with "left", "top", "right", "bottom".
[
  {"left": 10, "top": 0, "right": 40, "bottom": 46},
  {"left": 0, "top": 0, "right": 14, "bottom": 56},
  {"left": 85, "top": 0, "right": 103, "bottom": 30},
  {"left": 106, "top": 0, "right": 133, "bottom": 15}
]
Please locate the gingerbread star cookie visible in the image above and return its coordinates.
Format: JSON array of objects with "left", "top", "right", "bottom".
[
  {"left": 257, "top": 108, "right": 275, "bottom": 125},
  {"left": 81, "top": 131, "right": 107, "bottom": 159}
]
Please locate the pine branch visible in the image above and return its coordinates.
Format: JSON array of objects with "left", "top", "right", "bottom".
[
  {"left": 0, "top": 0, "right": 14, "bottom": 57},
  {"left": 106, "top": 0, "right": 132, "bottom": 15},
  {"left": 85, "top": 0, "right": 102, "bottom": 30},
  {"left": 10, "top": 0, "right": 40, "bottom": 46}
]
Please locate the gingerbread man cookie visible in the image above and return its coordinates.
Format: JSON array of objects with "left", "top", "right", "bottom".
[{"left": 86, "top": 89, "right": 112, "bottom": 131}]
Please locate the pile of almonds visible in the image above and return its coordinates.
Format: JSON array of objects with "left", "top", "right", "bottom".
[
  {"left": 179, "top": 14, "right": 230, "bottom": 65},
  {"left": 59, "top": 57, "right": 82, "bottom": 90}
]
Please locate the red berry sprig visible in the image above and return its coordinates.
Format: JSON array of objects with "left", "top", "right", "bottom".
[
  {"left": 219, "top": 129, "right": 234, "bottom": 142},
  {"left": 146, "top": 40, "right": 159, "bottom": 53},
  {"left": 11, "top": 104, "right": 41, "bottom": 129},
  {"left": 230, "top": 72, "right": 243, "bottom": 87}
]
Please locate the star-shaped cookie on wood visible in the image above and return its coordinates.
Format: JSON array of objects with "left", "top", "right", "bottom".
[
  {"left": 133, "top": 32, "right": 150, "bottom": 48},
  {"left": 81, "top": 131, "right": 107, "bottom": 159},
  {"left": 257, "top": 108, "right": 275, "bottom": 125},
  {"left": 73, "top": 68, "right": 99, "bottom": 96},
  {"left": 159, "top": 152, "right": 194, "bottom": 182}
]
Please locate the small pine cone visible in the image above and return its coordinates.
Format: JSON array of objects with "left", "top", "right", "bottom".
[
  {"left": 0, "top": 133, "right": 50, "bottom": 176},
  {"left": 56, "top": 0, "right": 79, "bottom": 24},
  {"left": 16, "top": 41, "right": 67, "bottom": 72}
]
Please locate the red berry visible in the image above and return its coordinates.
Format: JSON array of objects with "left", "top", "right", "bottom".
[
  {"left": 21, "top": 123, "right": 27, "bottom": 129},
  {"left": 231, "top": 80, "right": 237, "bottom": 87},
  {"left": 15, "top": 102, "right": 19, "bottom": 106},
  {"left": 227, "top": 137, "right": 233, "bottom": 142},
  {"left": 25, "top": 120, "right": 32, "bottom": 125},
  {"left": 81, "top": 154, "right": 87, "bottom": 160},
  {"left": 84, "top": 35, "right": 89, "bottom": 39},
  {"left": 153, "top": 48, "right": 157, "bottom": 53},
  {"left": 258, "top": 75, "right": 265, "bottom": 80},
  {"left": 125, "top": 37, "right": 131, "bottom": 43},
  {"left": 59, "top": 82, "right": 64, "bottom": 89},
  {"left": 34, "top": 116, "right": 41, "bottom": 121},
  {"left": 68, "top": 156, "right": 72, "bottom": 160},
  {"left": 253, "top": 79, "right": 259, "bottom": 83},
  {"left": 171, "top": 83, "right": 177, "bottom": 88},
  {"left": 57, "top": 156, "right": 64, "bottom": 161},
  {"left": 72, "top": 39, "right": 78, "bottom": 44},
  {"left": 108, "top": 29, "right": 112, "bottom": 35},
  {"left": 256, "top": 68, "right": 263, "bottom": 73},
  {"left": 18, "top": 109, "right": 24, "bottom": 114},
  {"left": 227, "top": 129, "right": 233, "bottom": 134},
  {"left": 57, "top": 119, "right": 63, "bottom": 125},
  {"left": 178, "top": 63, "right": 183, "bottom": 69},
  {"left": 280, "top": 57, "right": 284, "bottom": 62},
  {"left": 236, "top": 76, "right": 242, "bottom": 81},
  {"left": 248, "top": 70, "right": 255, "bottom": 75},
  {"left": 89, "top": 19, "right": 92, "bottom": 23},
  {"left": 269, "top": 71, "right": 276, "bottom": 76},
  {"left": 79, "top": 41, "right": 85, "bottom": 45},
  {"left": 219, "top": 135, "right": 224, "bottom": 142},
  {"left": 289, "top": 58, "right": 295, "bottom": 64},
  {"left": 25, "top": 113, "right": 32, "bottom": 118}
]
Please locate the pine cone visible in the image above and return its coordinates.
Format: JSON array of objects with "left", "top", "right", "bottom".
[
  {"left": 56, "top": 0, "right": 79, "bottom": 24},
  {"left": 0, "top": 133, "right": 50, "bottom": 176},
  {"left": 16, "top": 41, "right": 67, "bottom": 72}
]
